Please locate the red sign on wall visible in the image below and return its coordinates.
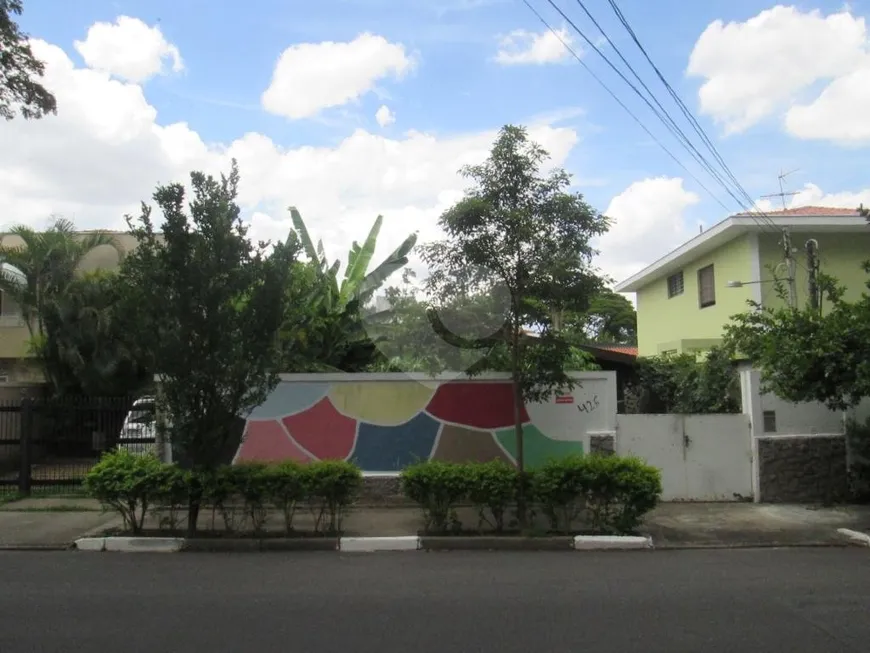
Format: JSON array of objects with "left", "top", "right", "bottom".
[{"left": 555, "top": 395, "right": 574, "bottom": 404}]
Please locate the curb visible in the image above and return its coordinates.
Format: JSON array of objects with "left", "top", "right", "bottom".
[
  {"left": 573, "top": 535, "right": 653, "bottom": 550},
  {"left": 421, "top": 536, "right": 573, "bottom": 551},
  {"left": 340, "top": 536, "right": 420, "bottom": 552},
  {"left": 837, "top": 528, "right": 870, "bottom": 548},
  {"left": 73, "top": 534, "right": 656, "bottom": 553}
]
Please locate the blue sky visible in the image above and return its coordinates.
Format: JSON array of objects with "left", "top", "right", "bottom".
[{"left": 7, "top": 0, "right": 870, "bottom": 283}]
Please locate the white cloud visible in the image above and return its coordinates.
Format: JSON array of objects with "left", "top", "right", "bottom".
[
  {"left": 785, "top": 67, "right": 870, "bottom": 144},
  {"left": 262, "top": 33, "right": 415, "bottom": 120},
  {"left": 1, "top": 37, "right": 580, "bottom": 285},
  {"left": 375, "top": 104, "right": 395, "bottom": 127},
  {"left": 597, "top": 177, "right": 701, "bottom": 285},
  {"left": 687, "top": 6, "right": 870, "bottom": 138},
  {"left": 73, "top": 16, "right": 183, "bottom": 83},
  {"left": 494, "top": 28, "right": 573, "bottom": 65}
]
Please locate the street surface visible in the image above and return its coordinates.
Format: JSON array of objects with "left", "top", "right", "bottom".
[{"left": 0, "top": 549, "right": 868, "bottom": 652}]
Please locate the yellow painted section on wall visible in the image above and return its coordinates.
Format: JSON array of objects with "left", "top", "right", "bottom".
[
  {"left": 636, "top": 234, "right": 754, "bottom": 356},
  {"left": 759, "top": 231, "right": 870, "bottom": 311},
  {"left": 328, "top": 381, "right": 436, "bottom": 426}
]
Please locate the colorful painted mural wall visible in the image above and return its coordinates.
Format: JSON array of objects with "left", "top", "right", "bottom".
[{"left": 235, "top": 373, "right": 617, "bottom": 473}]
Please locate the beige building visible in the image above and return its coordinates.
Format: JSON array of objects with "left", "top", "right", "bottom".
[{"left": 0, "top": 231, "right": 141, "bottom": 381}]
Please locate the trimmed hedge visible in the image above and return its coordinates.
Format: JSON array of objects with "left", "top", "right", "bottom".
[
  {"left": 400, "top": 455, "right": 662, "bottom": 535},
  {"left": 83, "top": 450, "right": 363, "bottom": 535}
]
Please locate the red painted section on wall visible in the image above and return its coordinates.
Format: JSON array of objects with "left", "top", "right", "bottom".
[
  {"left": 282, "top": 397, "right": 357, "bottom": 460},
  {"left": 425, "top": 382, "right": 529, "bottom": 429},
  {"left": 555, "top": 395, "right": 574, "bottom": 404},
  {"left": 237, "top": 420, "right": 311, "bottom": 462}
]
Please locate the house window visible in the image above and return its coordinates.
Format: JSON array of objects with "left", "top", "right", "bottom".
[
  {"left": 697, "top": 264, "right": 715, "bottom": 308},
  {"left": 667, "top": 271, "right": 684, "bottom": 298},
  {"left": 763, "top": 410, "right": 777, "bottom": 433}
]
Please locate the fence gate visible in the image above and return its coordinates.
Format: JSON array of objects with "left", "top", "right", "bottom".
[
  {"left": 0, "top": 396, "right": 148, "bottom": 495},
  {"left": 616, "top": 414, "right": 753, "bottom": 501}
]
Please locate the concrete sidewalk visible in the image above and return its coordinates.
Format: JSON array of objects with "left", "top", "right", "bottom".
[
  {"left": 0, "top": 497, "right": 119, "bottom": 549},
  {"left": 2, "top": 496, "right": 870, "bottom": 549}
]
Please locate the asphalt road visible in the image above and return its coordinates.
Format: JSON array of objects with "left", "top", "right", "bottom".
[{"left": 0, "top": 549, "right": 868, "bottom": 653}]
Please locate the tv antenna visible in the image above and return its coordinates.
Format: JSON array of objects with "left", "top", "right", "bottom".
[{"left": 760, "top": 168, "right": 800, "bottom": 210}]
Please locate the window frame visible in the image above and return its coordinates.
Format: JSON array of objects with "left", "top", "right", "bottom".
[
  {"left": 666, "top": 271, "right": 684, "bottom": 298},
  {"left": 697, "top": 264, "right": 716, "bottom": 308}
]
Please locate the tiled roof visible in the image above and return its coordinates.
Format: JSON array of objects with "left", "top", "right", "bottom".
[
  {"left": 583, "top": 343, "right": 638, "bottom": 357},
  {"left": 736, "top": 206, "right": 863, "bottom": 217}
]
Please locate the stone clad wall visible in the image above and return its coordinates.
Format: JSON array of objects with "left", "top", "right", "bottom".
[{"left": 756, "top": 435, "right": 848, "bottom": 503}]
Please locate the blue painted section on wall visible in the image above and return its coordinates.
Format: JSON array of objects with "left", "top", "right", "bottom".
[
  {"left": 247, "top": 383, "right": 330, "bottom": 420},
  {"left": 350, "top": 412, "right": 442, "bottom": 472}
]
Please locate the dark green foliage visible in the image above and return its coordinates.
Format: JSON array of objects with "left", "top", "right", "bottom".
[
  {"left": 121, "top": 161, "right": 296, "bottom": 535},
  {"left": 580, "top": 455, "right": 662, "bottom": 534},
  {"left": 625, "top": 346, "right": 740, "bottom": 413},
  {"left": 845, "top": 418, "right": 870, "bottom": 503},
  {"left": 401, "top": 457, "right": 661, "bottom": 535},
  {"left": 400, "top": 460, "right": 469, "bottom": 533},
  {"left": 304, "top": 460, "right": 363, "bottom": 534},
  {"left": 83, "top": 450, "right": 166, "bottom": 534},
  {"left": 0, "top": 0, "right": 57, "bottom": 120},
  {"left": 465, "top": 460, "right": 519, "bottom": 532}
]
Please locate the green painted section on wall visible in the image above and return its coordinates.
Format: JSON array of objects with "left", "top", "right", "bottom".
[
  {"left": 635, "top": 234, "right": 754, "bottom": 356},
  {"left": 759, "top": 231, "right": 870, "bottom": 311},
  {"left": 494, "top": 424, "right": 583, "bottom": 469}
]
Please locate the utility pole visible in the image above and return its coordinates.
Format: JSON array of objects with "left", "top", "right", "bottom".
[
  {"left": 760, "top": 170, "right": 801, "bottom": 307},
  {"left": 782, "top": 230, "right": 797, "bottom": 308},
  {"left": 806, "top": 239, "right": 820, "bottom": 312}
]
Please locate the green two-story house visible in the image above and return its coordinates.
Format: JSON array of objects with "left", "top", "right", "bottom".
[{"left": 615, "top": 206, "right": 869, "bottom": 357}]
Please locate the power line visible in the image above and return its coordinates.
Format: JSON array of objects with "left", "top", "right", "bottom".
[
  {"left": 600, "top": 0, "right": 780, "bottom": 232},
  {"left": 546, "top": 0, "right": 779, "bottom": 233},
  {"left": 519, "top": 0, "right": 732, "bottom": 212}
]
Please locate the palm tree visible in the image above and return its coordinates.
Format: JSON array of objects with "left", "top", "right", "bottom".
[{"left": 0, "top": 218, "right": 122, "bottom": 340}]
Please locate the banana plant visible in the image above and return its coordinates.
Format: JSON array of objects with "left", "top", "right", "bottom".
[{"left": 288, "top": 207, "right": 417, "bottom": 312}]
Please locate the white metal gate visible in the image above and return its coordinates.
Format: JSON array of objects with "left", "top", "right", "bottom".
[{"left": 615, "top": 414, "right": 753, "bottom": 501}]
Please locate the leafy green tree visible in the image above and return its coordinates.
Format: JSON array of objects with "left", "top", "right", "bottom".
[
  {"left": 574, "top": 289, "right": 637, "bottom": 344},
  {"left": 121, "top": 160, "right": 296, "bottom": 535},
  {"left": 1, "top": 0, "right": 56, "bottom": 120},
  {"left": 724, "top": 274, "right": 870, "bottom": 411},
  {"left": 37, "top": 270, "right": 151, "bottom": 397},
  {"left": 420, "top": 125, "right": 609, "bottom": 503}
]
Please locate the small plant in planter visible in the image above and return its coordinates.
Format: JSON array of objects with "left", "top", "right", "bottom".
[
  {"left": 305, "top": 460, "right": 362, "bottom": 534},
  {"left": 266, "top": 461, "right": 307, "bottom": 535},
  {"left": 400, "top": 461, "right": 469, "bottom": 534},
  {"left": 84, "top": 450, "right": 167, "bottom": 535},
  {"left": 466, "top": 460, "right": 518, "bottom": 533},
  {"left": 153, "top": 464, "right": 190, "bottom": 533}
]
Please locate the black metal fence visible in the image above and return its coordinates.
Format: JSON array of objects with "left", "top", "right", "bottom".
[{"left": 0, "top": 395, "right": 156, "bottom": 495}]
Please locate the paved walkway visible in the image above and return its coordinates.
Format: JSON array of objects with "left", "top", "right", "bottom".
[{"left": 1, "top": 496, "right": 869, "bottom": 548}]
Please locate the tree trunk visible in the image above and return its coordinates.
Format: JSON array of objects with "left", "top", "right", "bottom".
[{"left": 511, "top": 320, "right": 526, "bottom": 528}]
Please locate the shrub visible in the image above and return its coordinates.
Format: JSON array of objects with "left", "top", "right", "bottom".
[
  {"left": 582, "top": 455, "right": 661, "bottom": 534},
  {"left": 266, "top": 461, "right": 307, "bottom": 534},
  {"left": 200, "top": 466, "right": 244, "bottom": 532},
  {"left": 530, "top": 455, "right": 589, "bottom": 532},
  {"left": 152, "top": 464, "right": 190, "bottom": 532},
  {"left": 400, "top": 460, "right": 469, "bottom": 533},
  {"left": 305, "top": 460, "right": 362, "bottom": 534},
  {"left": 466, "top": 460, "right": 518, "bottom": 532},
  {"left": 84, "top": 450, "right": 167, "bottom": 534},
  {"left": 233, "top": 462, "right": 272, "bottom": 534},
  {"left": 846, "top": 417, "right": 870, "bottom": 503}
]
